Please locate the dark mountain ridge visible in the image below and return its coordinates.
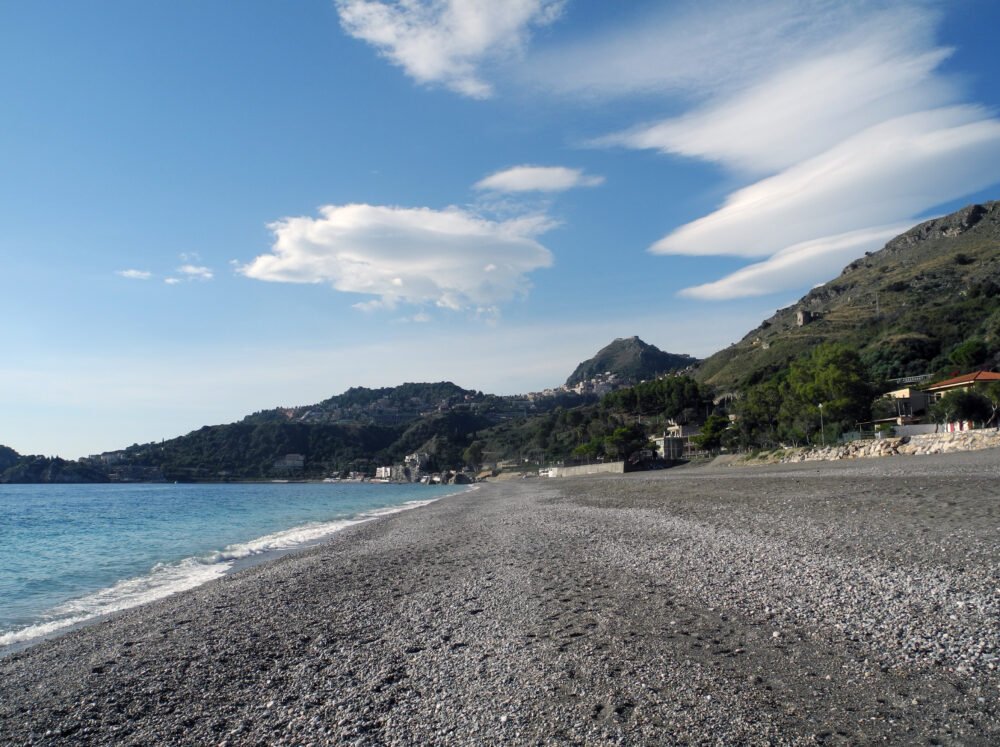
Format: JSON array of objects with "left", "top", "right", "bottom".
[{"left": 565, "top": 336, "right": 699, "bottom": 386}]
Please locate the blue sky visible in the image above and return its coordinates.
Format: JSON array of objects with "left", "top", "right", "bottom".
[{"left": 2, "top": 0, "right": 999, "bottom": 458}]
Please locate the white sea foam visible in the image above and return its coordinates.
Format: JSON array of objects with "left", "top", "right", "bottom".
[
  {"left": 0, "top": 491, "right": 457, "bottom": 649},
  {"left": 0, "top": 556, "right": 230, "bottom": 647},
  {"left": 205, "top": 517, "right": 368, "bottom": 562}
]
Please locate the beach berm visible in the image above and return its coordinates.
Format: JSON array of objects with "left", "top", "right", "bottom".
[{"left": 1, "top": 450, "right": 999, "bottom": 744}]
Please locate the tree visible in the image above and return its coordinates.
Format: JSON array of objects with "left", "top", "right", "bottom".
[
  {"left": 781, "top": 344, "right": 873, "bottom": 443},
  {"left": 602, "top": 375, "right": 710, "bottom": 420},
  {"left": 603, "top": 424, "right": 651, "bottom": 461},
  {"left": 930, "top": 389, "right": 992, "bottom": 427},
  {"left": 949, "top": 338, "right": 988, "bottom": 369},
  {"left": 693, "top": 414, "right": 730, "bottom": 452},
  {"left": 982, "top": 382, "right": 1000, "bottom": 428},
  {"left": 731, "top": 380, "right": 783, "bottom": 449},
  {"left": 572, "top": 440, "right": 601, "bottom": 463},
  {"left": 463, "top": 441, "right": 485, "bottom": 470}
]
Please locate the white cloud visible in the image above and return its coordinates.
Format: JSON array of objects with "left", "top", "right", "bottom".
[
  {"left": 336, "top": 0, "right": 565, "bottom": 98},
  {"left": 601, "top": 41, "right": 954, "bottom": 175},
  {"left": 239, "top": 203, "right": 554, "bottom": 312},
  {"left": 116, "top": 269, "right": 152, "bottom": 280},
  {"left": 475, "top": 165, "right": 604, "bottom": 192},
  {"left": 680, "top": 224, "right": 910, "bottom": 300},
  {"left": 653, "top": 107, "right": 1000, "bottom": 258},
  {"left": 541, "top": 0, "right": 999, "bottom": 299},
  {"left": 528, "top": 0, "right": 937, "bottom": 100},
  {"left": 177, "top": 264, "right": 214, "bottom": 281},
  {"left": 164, "top": 278, "right": 181, "bottom": 285}
]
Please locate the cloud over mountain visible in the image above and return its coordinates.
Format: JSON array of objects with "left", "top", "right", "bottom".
[
  {"left": 679, "top": 225, "right": 910, "bottom": 300},
  {"left": 240, "top": 203, "right": 554, "bottom": 315},
  {"left": 544, "top": 0, "right": 1000, "bottom": 299}
]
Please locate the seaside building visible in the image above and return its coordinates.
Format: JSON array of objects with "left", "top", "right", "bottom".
[
  {"left": 649, "top": 434, "right": 686, "bottom": 460},
  {"left": 881, "top": 387, "right": 931, "bottom": 422},
  {"left": 923, "top": 370, "right": 1000, "bottom": 398}
]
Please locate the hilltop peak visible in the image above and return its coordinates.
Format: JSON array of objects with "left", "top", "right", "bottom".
[{"left": 566, "top": 337, "right": 698, "bottom": 387}]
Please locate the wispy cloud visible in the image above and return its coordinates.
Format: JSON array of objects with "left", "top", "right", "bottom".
[
  {"left": 551, "top": 0, "right": 1000, "bottom": 299},
  {"left": 529, "top": 0, "right": 936, "bottom": 100},
  {"left": 239, "top": 203, "right": 554, "bottom": 314},
  {"left": 475, "top": 165, "right": 604, "bottom": 193},
  {"left": 336, "top": 0, "right": 565, "bottom": 98},
  {"left": 177, "top": 264, "right": 214, "bottom": 281},
  {"left": 116, "top": 269, "right": 152, "bottom": 280},
  {"left": 679, "top": 224, "right": 910, "bottom": 300},
  {"left": 599, "top": 42, "right": 954, "bottom": 175},
  {"left": 118, "top": 256, "right": 214, "bottom": 285},
  {"left": 655, "top": 107, "right": 1000, "bottom": 259}
]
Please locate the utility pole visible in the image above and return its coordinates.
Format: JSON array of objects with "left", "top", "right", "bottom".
[{"left": 818, "top": 403, "right": 825, "bottom": 446}]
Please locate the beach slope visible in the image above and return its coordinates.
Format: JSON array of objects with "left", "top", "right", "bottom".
[{"left": 2, "top": 451, "right": 999, "bottom": 744}]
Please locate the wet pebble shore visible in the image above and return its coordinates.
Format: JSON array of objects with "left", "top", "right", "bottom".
[{"left": 1, "top": 450, "right": 999, "bottom": 744}]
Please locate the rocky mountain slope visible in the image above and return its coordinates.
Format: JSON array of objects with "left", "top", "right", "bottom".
[{"left": 696, "top": 201, "right": 1000, "bottom": 390}]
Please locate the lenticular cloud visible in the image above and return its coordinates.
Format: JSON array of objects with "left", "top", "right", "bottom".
[
  {"left": 475, "top": 165, "right": 604, "bottom": 193},
  {"left": 586, "top": 1, "right": 1000, "bottom": 300},
  {"left": 239, "top": 204, "right": 554, "bottom": 314}
]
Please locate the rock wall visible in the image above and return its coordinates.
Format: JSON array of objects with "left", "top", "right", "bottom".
[{"left": 771, "top": 430, "right": 1000, "bottom": 464}]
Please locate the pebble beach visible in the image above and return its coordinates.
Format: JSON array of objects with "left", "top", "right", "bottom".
[{"left": 2, "top": 450, "right": 999, "bottom": 745}]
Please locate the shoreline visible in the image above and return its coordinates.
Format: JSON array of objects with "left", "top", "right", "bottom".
[
  {"left": 1, "top": 451, "right": 998, "bottom": 743},
  {"left": 0, "top": 485, "right": 473, "bottom": 657}
]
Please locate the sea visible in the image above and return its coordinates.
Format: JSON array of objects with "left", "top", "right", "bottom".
[{"left": 0, "top": 481, "right": 468, "bottom": 651}]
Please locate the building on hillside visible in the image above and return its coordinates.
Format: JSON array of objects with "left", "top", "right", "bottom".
[
  {"left": 923, "top": 370, "right": 1000, "bottom": 399},
  {"left": 649, "top": 434, "right": 687, "bottom": 460},
  {"left": 274, "top": 453, "right": 305, "bottom": 471},
  {"left": 646, "top": 422, "right": 705, "bottom": 459},
  {"left": 883, "top": 387, "right": 931, "bottom": 421},
  {"left": 922, "top": 371, "right": 1000, "bottom": 433},
  {"left": 666, "top": 422, "right": 702, "bottom": 439}
]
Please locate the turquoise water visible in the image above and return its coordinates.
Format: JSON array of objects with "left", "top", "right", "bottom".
[{"left": 0, "top": 481, "right": 467, "bottom": 649}]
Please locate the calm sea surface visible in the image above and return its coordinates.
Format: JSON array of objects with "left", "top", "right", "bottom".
[{"left": 0, "top": 481, "right": 467, "bottom": 649}]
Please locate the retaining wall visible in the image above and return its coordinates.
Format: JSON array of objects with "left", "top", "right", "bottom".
[
  {"left": 775, "top": 429, "right": 1000, "bottom": 464},
  {"left": 548, "top": 462, "right": 626, "bottom": 478}
]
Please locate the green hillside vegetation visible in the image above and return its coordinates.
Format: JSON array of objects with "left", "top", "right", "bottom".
[
  {"left": 241, "top": 382, "right": 478, "bottom": 425},
  {"left": 565, "top": 336, "right": 698, "bottom": 386},
  {"left": 92, "top": 406, "right": 495, "bottom": 481},
  {"left": 697, "top": 202, "right": 1000, "bottom": 390},
  {"left": 475, "top": 375, "right": 713, "bottom": 466},
  {"left": 1, "top": 444, "right": 110, "bottom": 483},
  {"left": 0, "top": 445, "right": 20, "bottom": 473}
]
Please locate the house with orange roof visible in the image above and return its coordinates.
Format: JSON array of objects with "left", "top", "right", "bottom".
[
  {"left": 923, "top": 371, "right": 1000, "bottom": 432},
  {"left": 924, "top": 370, "right": 1000, "bottom": 396}
]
